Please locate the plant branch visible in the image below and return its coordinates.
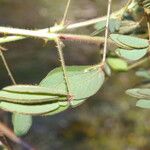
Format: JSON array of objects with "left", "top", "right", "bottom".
[
  {"left": 101, "top": 0, "right": 112, "bottom": 65},
  {"left": 0, "top": 11, "right": 120, "bottom": 45},
  {"left": 61, "top": 0, "right": 71, "bottom": 25},
  {"left": 0, "top": 134, "right": 13, "bottom": 150},
  {"left": 128, "top": 57, "right": 150, "bottom": 70},
  {"left": 55, "top": 38, "right": 72, "bottom": 102},
  {"left": 0, "top": 122, "right": 35, "bottom": 150},
  {"left": 0, "top": 49, "right": 16, "bottom": 84},
  {"left": 0, "top": 27, "right": 114, "bottom": 46}
]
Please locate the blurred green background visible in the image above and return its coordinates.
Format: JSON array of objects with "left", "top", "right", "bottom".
[{"left": 0, "top": 0, "right": 150, "bottom": 150}]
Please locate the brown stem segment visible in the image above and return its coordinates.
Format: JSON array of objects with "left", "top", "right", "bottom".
[{"left": 0, "top": 122, "right": 36, "bottom": 150}]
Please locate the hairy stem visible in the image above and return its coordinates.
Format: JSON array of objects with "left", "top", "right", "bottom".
[
  {"left": 0, "top": 27, "right": 114, "bottom": 46},
  {"left": 55, "top": 38, "right": 72, "bottom": 102},
  {"left": 0, "top": 50, "right": 16, "bottom": 84},
  {"left": 55, "top": 38, "right": 72, "bottom": 98}
]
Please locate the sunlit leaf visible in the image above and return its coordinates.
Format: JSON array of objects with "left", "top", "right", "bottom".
[
  {"left": 0, "top": 90, "right": 62, "bottom": 104},
  {"left": 126, "top": 88, "right": 150, "bottom": 99},
  {"left": 107, "top": 58, "right": 128, "bottom": 71},
  {"left": 3, "top": 85, "right": 67, "bottom": 96},
  {"left": 117, "top": 34, "right": 149, "bottom": 49},
  {"left": 71, "top": 99, "right": 86, "bottom": 107},
  {"left": 110, "top": 34, "right": 132, "bottom": 49},
  {"left": 0, "top": 101, "right": 59, "bottom": 115},
  {"left": 12, "top": 114, "right": 32, "bottom": 136},
  {"left": 40, "top": 66, "right": 105, "bottom": 100},
  {"left": 94, "top": 19, "right": 121, "bottom": 34},
  {"left": 116, "top": 48, "right": 148, "bottom": 61},
  {"left": 136, "top": 99, "right": 150, "bottom": 109},
  {"left": 44, "top": 105, "right": 69, "bottom": 116},
  {"left": 110, "top": 34, "right": 149, "bottom": 49}
]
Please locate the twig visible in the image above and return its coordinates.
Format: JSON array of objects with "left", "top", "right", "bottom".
[
  {"left": 0, "top": 122, "right": 35, "bottom": 150},
  {"left": 55, "top": 38, "right": 72, "bottom": 102},
  {"left": 101, "top": 0, "right": 112, "bottom": 65},
  {"left": 0, "top": 49, "right": 16, "bottom": 84},
  {"left": 128, "top": 57, "right": 150, "bottom": 70},
  {"left": 61, "top": 0, "right": 71, "bottom": 25},
  {"left": 0, "top": 133, "right": 13, "bottom": 150}
]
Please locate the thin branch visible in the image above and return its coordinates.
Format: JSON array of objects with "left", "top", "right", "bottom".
[
  {"left": 146, "top": 15, "right": 150, "bottom": 41},
  {"left": 128, "top": 57, "right": 150, "bottom": 70},
  {"left": 0, "top": 49, "right": 16, "bottom": 84},
  {"left": 0, "top": 134, "right": 13, "bottom": 150},
  {"left": 101, "top": 0, "right": 112, "bottom": 65},
  {"left": 61, "top": 0, "right": 71, "bottom": 25},
  {"left": 0, "top": 122, "right": 35, "bottom": 150},
  {"left": 55, "top": 38, "right": 72, "bottom": 102}
]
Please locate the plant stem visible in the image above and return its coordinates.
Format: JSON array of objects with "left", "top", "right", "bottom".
[
  {"left": 101, "top": 0, "right": 112, "bottom": 65},
  {"left": 61, "top": 0, "right": 71, "bottom": 25},
  {"left": 0, "top": 27, "right": 114, "bottom": 46},
  {"left": 0, "top": 134, "right": 13, "bottom": 150},
  {"left": 0, "top": 50, "right": 16, "bottom": 84},
  {"left": 55, "top": 38, "right": 72, "bottom": 101},
  {"left": 128, "top": 57, "right": 150, "bottom": 70},
  {"left": 0, "top": 11, "right": 120, "bottom": 45},
  {"left": 0, "top": 122, "right": 35, "bottom": 150},
  {"left": 0, "top": 0, "right": 138, "bottom": 45}
]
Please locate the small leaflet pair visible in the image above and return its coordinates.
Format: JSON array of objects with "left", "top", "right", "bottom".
[{"left": 110, "top": 34, "right": 149, "bottom": 61}]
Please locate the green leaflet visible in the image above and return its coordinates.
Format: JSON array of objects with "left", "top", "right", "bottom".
[
  {"left": 110, "top": 34, "right": 149, "bottom": 49},
  {"left": 44, "top": 105, "right": 69, "bottom": 116},
  {"left": 70, "top": 99, "right": 86, "bottom": 107},
  {"left": 0, "top": 90, "right": 61, "bottom": 104},
  {"left": 12, "top": 114, "right": 32, "bottom": 136},
  {"left": 110, "top": 34, "right": 132, "bottom": 49},
  {"left": 0, "top": 101, "right": 59, "bottom": 115},
  {"left": 40, "top": 66, "right": 105, "bottom": 100},
  {"left": 107, "top": 58, "right": 128, "bottom": 71},
  {"left": 126, "top": 88, "right": 150, "bottom": 99},
  {"left": 94, "top": 19, "right": 121, "bottom": 34},
  {"left": 43, "top": 101, "right": 69, "bottom": 116},
  {"left": 44, "top": 99, "right": 86, "bottom": 116},
  {"left": 118, "top": 35, "right": 149, "bottom": 49},
  {"left": 126, "top": 88, "right": 147, "bottom": 99},
  {"left": 3, "top": 85, "right": 67, "bottom": 96},
  {"left": 136, "top": 99, "right": 150, "bottom": 109},
  {"left": 138, "top": 89, "right": 150, "bottom": 97},
  {"left": 116, "top": 48, "right": 148, "bottom": 61}
]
